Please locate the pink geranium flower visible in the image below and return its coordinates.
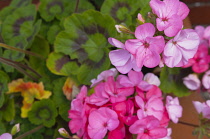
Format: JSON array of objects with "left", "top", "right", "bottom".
[
  {"left": 88, "top": 82, "right": 110, "bottom": 106},
  {"left": 202, "top": 70, "right": 210, "bottom": 89},
  {"left": 88, "top": 107, "right": 119, "bottom": 139},
  {"left": 135, "top": 96, "right": 164, "bottom": 120},
  {"left": 125, "top": 23, "right": 165, "bottom": 69},
  {"left": 90, "top": 68, "right": 118, "bottom": 87},
  {"left": 163, "top": 29, "right": 200, "bottom": 67},
  {"left": 165, "top": 96, "right": 183, "bottom": 123},
  {"left": 108, "top": 38, "right": 141, "bottom": 74},
  {"left": 117, "top": 70, "right": 153, "bottom": 91},
  {"left": 183, "top": 74, "right": 201, "bottom": 90},
  {"left": 129, "top": 116, "right": 167, "bottom": 139},
  {"left": 150, "top": 0, "right": 189, "bottom": 37},
  {"left": 183, "top": 41, "right": 210, "bottom": 73},
  {"left": 69, "top": 86, "right": 88, "bottom": 137},
  {"left": 0, "top": 133, "right": 12, "bottom": 139},
  {"left": 113, "top": 100, "right": 138, "bottom": 126},
  {"left": 143, "top": 73, "right": 161, "bottom": 87},
  {"left": 104, "top": 76, "right": 134, "bottom": 103}
]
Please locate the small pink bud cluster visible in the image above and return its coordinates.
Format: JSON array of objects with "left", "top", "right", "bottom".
[
  {"left": 68, "top": 69, "right": 182, "bottom": 139},
  {"left": 109, "top": 0, "right": 200, "bottom": 74}
]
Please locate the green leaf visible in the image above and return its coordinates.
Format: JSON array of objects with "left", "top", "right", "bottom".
[
  {"left": 59, "top": 103, "right": 69, "bottom": 122},
  {"left": 52, "top": 77, "right": 68, "bottom": 107},
  {"left": 159, "top": 67, "right": 191, "bottom": 97},
  {"left": 1, "top": 5, "right": 40, "bottom": 47},
  {"left": 139, "top": 0, "right": 151, "bottom": 17},
  {"left": 0, "top": 70, "right": 10, "bottom": 108},
  {"left": 10, "top": 0, "right": 32, "bottom": 7},
  {"left": 0, "top": 121, "right": 6, "bottom": 134},
  {"left": 101, "top": 0, "right": 143, "bottom": 25},
  {"left": 0, "top": 98, "right": 15, "bottom": 122},
  {"left": 46, "top": 52, "right": 80, "bottom": 76},
  {"left": 39, "top": 0, "right": 95, "bottom": 22},
  {"left": 48, "top": 10, "right": 115, "bottom": 85},
  {"left": 47, "top": 24, "right": 63, "bottom": 44},
  {"left": 28, "top": 99, "right": 58, "bottom": 128}
]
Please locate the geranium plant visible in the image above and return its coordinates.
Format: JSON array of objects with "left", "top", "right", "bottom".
[{"left": 0, "top": 0, "right": 210, "bottom": 139}]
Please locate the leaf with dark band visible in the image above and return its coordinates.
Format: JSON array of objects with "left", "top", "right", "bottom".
[
  {"left": 1, "top": 4, "right": 39, "bottom": 47},
  {"left": 39, "top": 0, "right": 95, "bottom": 22},
  {"left": 101, "top": 0, "right": 143, "bottom": 25},
  {"left": 46, "top": 52, "right": 80, "bottom": 76},
  {"left": 47, "top": 10, "right": 116, "bottom": 85},
  {"left": 28, "top": 99, "right": 58, "bottom": 128}
]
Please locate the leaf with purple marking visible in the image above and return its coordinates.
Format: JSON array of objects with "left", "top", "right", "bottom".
[
  {"left": 101, "top": 0, "right": 145, "bottom": 25},
  {"left": 38, "top": 0, "right": 95, "bottom": 22},
  {"left": 46, "top": 52, "right": 80, "bottom": 76},
  {"left": 1, "top": 4, "right": 40, "bottom": 47},
  {"left": 48, "top": 10, "right": 116, "bottom": 85}
]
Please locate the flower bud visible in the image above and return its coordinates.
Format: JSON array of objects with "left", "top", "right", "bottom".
[
  {"left": 137, "top": 13, "right": 145, "bottom": 24},
  {"left": 11, "top": 123, "right": 20, "bottom": 135},
  {"left": 58, "top": 128, "right": 70, "bottom": 138},
  {"left": 115, "top": 25, "right": 132, "bottom": 34}
]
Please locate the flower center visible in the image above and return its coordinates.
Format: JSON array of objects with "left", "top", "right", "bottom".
[
  {"left": 172, "top": 41, "right": 177, "bottom": 45},
  {"left": 143, "top": 42, "right": 150, "bottom": 48},
  {"left": 144, "top": 129, "right": 149, "bottom": 134},
  {"left": 103, "top": 122, "right": 108, "bottom": 127},
  {"left": 162, "top": 17, "right": 168, "bottom": 21}
]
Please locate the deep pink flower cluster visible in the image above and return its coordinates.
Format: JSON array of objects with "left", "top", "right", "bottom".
[
  {"left": 68, "top": 70, "right": 182, "bottom": 139},
  {"left": 109, "top": 0, "right": 200, "bottom": 74}
]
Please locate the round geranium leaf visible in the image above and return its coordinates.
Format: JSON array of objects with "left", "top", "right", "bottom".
[
  {"left": 51, "top": 10, "right": 115, "bottom": 85},
  {"left": 28, "top": 99, "right": 58, "bottom": 128},
  {"left": 1, "top": 5, "right": 40, "bottom": 46},
  {"left": 39, "top": 0, "right": 95, "bottom": 22},
  {"left": 101, "top": 0, "right": 143, "bottom": 25}
]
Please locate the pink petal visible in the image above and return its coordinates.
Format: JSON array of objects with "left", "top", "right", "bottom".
[
  {"left": 108, "top": 38, "right": 125, "bottom": 49},
  {"left": 146, "top": 36, "right": 165, "bottom": 54},
  {"left": 128, "top": 70, "right": 143, "bottom": 85},
  {"left": 109, "top": 49, "right": 130, "bottom": 66},
  {"left": 143, "top": 73, "right": 161, "bottom": 87},
  {"left": 164, "top": 15, "right": 182, "bottom": 37},
  {"left": 129, "top": 120, "right": 145, "bottom": 134},
  {"left": 0, "top": 133, "right": 12, "bottom": 139},
  {"left": 183, "top": 74, "right": 201, "bottom": 90},
  {"left": 143, "top": 49, "right": 161, "bottom": 68},
  {"left": 149, "top": 127, "right": 168, "bottom": 138},
  {"left": 135, "top": 23, "right": 155, "bottom": 40},
  {"left": 177, "top": 2, "right": 190, "bottom": 20},
  {"left": 115, "top": 58, "right": 133, "bottom": 74},
  {"left": 125, "top": 39, "right": 142, "bottom": 55}
]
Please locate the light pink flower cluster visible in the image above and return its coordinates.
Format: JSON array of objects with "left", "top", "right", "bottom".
[
  {"left": 68, "top": 70, "right": 183, "bottom": 139},
  {"left": 193, "top": 100, "right": 210, "bottom": 119},
  {"left": 183, "top": 26, "right": 210, "bottom": 73},
  {"left": 109, "top": 0, "right": 199, "bottom": 73},
  {"left": 182, "top": 26, "right": 210, "bottom": 91}
]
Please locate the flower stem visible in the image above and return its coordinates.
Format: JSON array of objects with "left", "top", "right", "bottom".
[
  {"left": 74, "top": 0, "right": 80, "bottom": 13},
  {"left": 178, "top": 121, "right": 199, "bottom": 127},
  {"left": 15, "top": 125, "right": 44, "bottom": 139}
]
